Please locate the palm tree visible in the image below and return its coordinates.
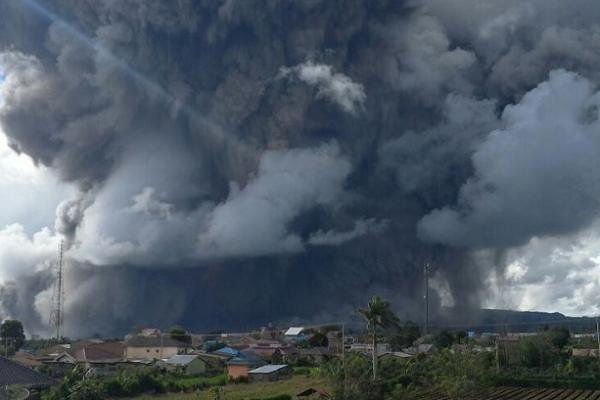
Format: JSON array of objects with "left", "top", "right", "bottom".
[{"left": 357, "top": 295, "right": 400, "bottom": 380}]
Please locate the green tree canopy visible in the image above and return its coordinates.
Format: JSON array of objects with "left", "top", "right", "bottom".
[
  {"left": 357, "top": 295, "right": 400, "bottom": 380},
  {"left": 168, "top": 326, "right": 191, "bottom": 344},
  {"left": 545, "top": 326, "right": 570, "bottom": 350},
  {"left": 434, "top": 330, "right": 455, "bottom": 349},
  {"left": 0, "top": 319, "right": 25, "bottom": 353}
]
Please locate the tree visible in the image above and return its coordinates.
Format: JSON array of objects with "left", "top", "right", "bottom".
[
  {"left": 357, "top": 295, "right": 399, "bottom": 380},
  {"left": 0, "top": 320, "right": 25, "bottom": 354},
  {"left": 308, "top": 331, "right": 329, "bottom": 347},
  {"left": 519, "top": 337, "right": 553, "bottom": 368},
  {"left": 168, "top": 326, "right": 191, "bottom": 344},
  {"left": 389, "top": 322, "right": 421, "bottom": 351},
  {"left": 545, "top": 326, "right": 570, "bottom": 350},
  {"left": 455, "top": 330, "right": 468, "bottom": 344},
  {"left": 434, "top": 330, "right": 454, "bottom": 349}
]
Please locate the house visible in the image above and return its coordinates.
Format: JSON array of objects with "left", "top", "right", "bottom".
[
  {"left": 42, "top": 352, "right": 78, "bottom": 376},
  {"left": 348, "top": 342, "right": 390, "bottom": 354},
  {"left": 161, "top": 355, "right": 207, "bottom": 376},
  {"left": 125, "top": 335, "right": 189, "bottom": 360},
  {"left": 211, "top": 346, "right": 239, "bottom": 359},
  {"left": 226, "top": 350, "right": 266, "bottom": 380},
  {"left": 195, "top": 353, "right": 227, "bottom": 375},
  {"left": 402, "top": 343, "right": 436, "bottom": 355},
  {"left": 75, "top": 342, "right": 127, "bottom": 377},
  {"left": 284, "top": 327, "right": 307, "bottom": 342},
  {"left": 297, "top": 347, "right": 332, "bottom": 364},
  {"left": 0, "top": 356, "right": 56, "bottom": 397},
  {"left": 572, "top": 348, "right": 599, "bottom": 357},
  {"left": 247, "top": 340, "right": 292, "bottom": 362},
  {"left": 326, "top": 332, "right": 343, "bottom": 352},
  {"left": 248, "top": 364, "right": 291, "bottom": 382},
  {"left": 12, "top": 352, "right": 43, "bottom": 369}
]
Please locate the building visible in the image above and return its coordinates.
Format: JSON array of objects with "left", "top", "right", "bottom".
[
  {"left": 0, "top": 356, "right": 56, "bottom": 398},
  {"left": 161, "top": 355, "right": 207, "bottom": 376},
  {"left": 298, "top": 347, "right": 332, "bottom": 364},
  {"left": 248, "top": 364, "right": 291, "bottom": 382},
  {"left": 348, "top": 342, "right": 390, "bottom": 354},
  {"left": 402, "top": 343, "right": 436, "bottom": 355},
  {"left": 211, "top": 346, "right": 239, "bottom": 359},
  {"left": 125, "top": 336, "right": 189, "bottom": 360},
  {"left": 572, "top": 348, "right": 599, "bottom": 357},
  {"left": 12, "top": 352, "right": 43, "bottom": 369},
  {"left": 246, "top": 340, "right": 291, "bottom": 362},
  {"left": 226, "top": 350, "right": 265, "bottom": 380},
  {"left": 284, "top": 327, "right": 307, "bottom": 342}
]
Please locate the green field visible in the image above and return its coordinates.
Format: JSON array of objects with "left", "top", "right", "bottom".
[{"left": 120, "top": 375, "right": 328, "bottom": 400}]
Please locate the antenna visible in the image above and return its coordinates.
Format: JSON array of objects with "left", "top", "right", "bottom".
[
  {"left": 50, "top": 240, "right": 64, "bottom": 341},
  {"left": 423, "top": 262, "right": 430, "bottom": 335}
]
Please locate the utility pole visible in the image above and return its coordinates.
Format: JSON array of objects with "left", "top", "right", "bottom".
[
  {"left": 423, "top": 262, "right": 430, "bottom": 335},
  {"left": 342, "top": 322, "right": 346, "bottom": 400},
  {"left": 596, "top": 317, "right": 600, "bottom": 360},
  {"left": 51, "top": 240, "right": 64, "bottom": 342},
  {"left": 495, "top": 339, "right": 500, "bottom": 373}
]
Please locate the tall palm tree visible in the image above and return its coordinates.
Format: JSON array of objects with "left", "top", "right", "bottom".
[{"left": 357, "top": 295, "right": 400, "bottom": 380}]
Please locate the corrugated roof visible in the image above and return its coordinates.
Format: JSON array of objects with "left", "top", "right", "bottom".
[
  {"left": 249, "top": 364, "right": 288, "bottom": 374},
  {"left": 0, "top": 357, "right": 56, "bottom": 386},
  {"left": 164, "top": 355, "right": 198, "bottom": 366},
  {"left": 285, "top": 327, "right": 304, "bottom": 336}
]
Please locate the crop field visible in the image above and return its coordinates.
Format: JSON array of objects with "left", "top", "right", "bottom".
[{"left": 417, "top": 387, "right": 600, "bottom": 399}]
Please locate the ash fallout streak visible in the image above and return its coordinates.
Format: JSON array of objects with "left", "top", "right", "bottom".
[{"left": 0, "top": 0, "right": 599, "bottom": 336}]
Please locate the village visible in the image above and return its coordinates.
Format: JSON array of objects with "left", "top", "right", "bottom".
[{"left": 4, "top": 311, "right": 600, "bottom": 400}]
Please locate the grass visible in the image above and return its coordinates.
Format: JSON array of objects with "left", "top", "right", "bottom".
[{"left": 120, "top": 374, "right": 328, "bottom": 400}]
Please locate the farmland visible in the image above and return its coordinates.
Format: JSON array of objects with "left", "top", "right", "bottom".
[{"left": 121, "top": 374, "right": 327, "bottom": 399}]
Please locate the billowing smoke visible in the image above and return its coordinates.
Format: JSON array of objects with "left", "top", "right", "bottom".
[{"left": 2, "top": 0, "right": 600, "bottom": 336}]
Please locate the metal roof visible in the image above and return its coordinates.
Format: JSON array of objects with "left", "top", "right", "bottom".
[
  {"left": 164, "top": 355, "right": 198, "bottom": 366},
  {"left": 284, "top": 327, "right": 304, "bottom": 336},
  {"left": 213, "top": 346, "right": 239, "bottom": 357},
  {"left": 0, "top": 357, "right": 56, "bottom": 387},
  {"left": 248, "top": 364, "right": 288, "bottom": 374}
]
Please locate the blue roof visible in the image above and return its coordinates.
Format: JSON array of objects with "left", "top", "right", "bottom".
[
  {"left": 227, "top": 350, "right": 265, "bottom": 366},
  {"left": 213, "top": 347, "right": 239, "bottom": 357}
]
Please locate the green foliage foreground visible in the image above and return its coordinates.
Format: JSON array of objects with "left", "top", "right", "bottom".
[
  {"left": 42, "top": 366, "right": 227, "bottom": 400},
  {"left": 322, "top": 345, "right": 600, "bottom": 400}
]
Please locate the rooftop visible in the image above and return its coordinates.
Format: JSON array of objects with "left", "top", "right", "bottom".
[
  {"left": 285, "top": 327, "right": 304, "bottom": 336},
  {"left": 0, "top": 357, "right": 56, "bottom": 387},
  {"left": 248, "top": 364, "right": 289, "bottom": 374}
]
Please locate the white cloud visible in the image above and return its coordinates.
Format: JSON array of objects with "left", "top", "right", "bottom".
[
  {"left": 0, "top": 224, "right": 59, "bottom": 284},
  {"left": 281, "top": 61, "right": 366, "bottom": 114},
  {"left": 198, "top": 142, "right": 352, "bottom": 257},
  {"left": 419, "top": 70, "right": 600, "bottom": 248},
  {"left": 485, "top": 222, "right": 600, "bottom": 316}
]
